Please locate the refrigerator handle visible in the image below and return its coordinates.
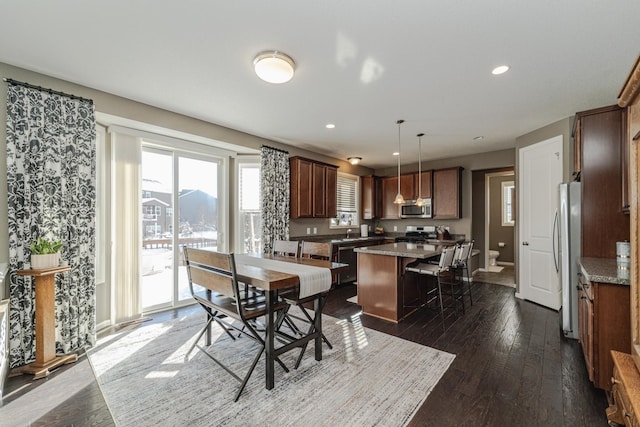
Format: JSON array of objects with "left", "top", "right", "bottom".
[{"left": 552, "top": 209, "right": 559, "bottom": 273}]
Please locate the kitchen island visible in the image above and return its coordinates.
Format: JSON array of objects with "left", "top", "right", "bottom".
[{"left": 354, "top": 242, "right": 444, "bottom": 322}]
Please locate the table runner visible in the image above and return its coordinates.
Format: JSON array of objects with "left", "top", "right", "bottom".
[{"left": 235, "top": 254, "right": 332, "bottom": 298}]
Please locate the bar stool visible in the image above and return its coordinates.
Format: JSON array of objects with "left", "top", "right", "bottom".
[
  {"left": 451, "top": 241, "right": 474, "bottom": 306},
  {"left": 404, "top": 246, "right": 457, "bottom": 329}
]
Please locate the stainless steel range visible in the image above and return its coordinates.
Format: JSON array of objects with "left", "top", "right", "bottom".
[{"left": 394, "top": 225, "right": 438, "bottom": 243}]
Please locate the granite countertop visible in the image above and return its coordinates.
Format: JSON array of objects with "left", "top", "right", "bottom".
[
  {"left": 292, "top": 235, "right": 388, "bottom": 244},
  {"left": 579, "top": 257, "right": 630, "bottom": 285},
  {"left": 354, "top": 242, "right": 443, "bottom": 259}
]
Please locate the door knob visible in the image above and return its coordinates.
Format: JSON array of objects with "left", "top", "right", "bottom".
[{"left": 522, "top": 241, "right": 529, "bottom": 246}]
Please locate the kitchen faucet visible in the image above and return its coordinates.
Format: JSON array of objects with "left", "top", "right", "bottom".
[{"left": 346, "top": 228, "right": 352, "bottom": 238}]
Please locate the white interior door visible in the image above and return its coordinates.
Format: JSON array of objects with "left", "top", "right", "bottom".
[{"left": 518, "top": 135, "right": 563, "bottom": 309}]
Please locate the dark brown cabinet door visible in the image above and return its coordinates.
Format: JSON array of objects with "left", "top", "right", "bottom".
[
  {"left": 415, "top": 170, "right": 433, "bottom": 200},
  {"left": 290, "top": 156, "right": 338, "bottom": 219},
  {"left": 579, "top": 105, "right": 629, "bottom": 258},
  {"left": 361, "top": 175, "right": 382, "bottom": 219},
  {"left": 433, "top": 167, "right": 462, "bottom": 219},
  {"left": 312, "top": 162, "right": 327, "bottom": 217},
  {"left": 578, "top": 282, "right": 594, "bottom": 382},
  {"left": 400, "top": 173, "right": 415, "bottom": 201},
  {"left": 381, "top": 176, "right": 400, "bottom": 219},
  {"left": 290, "top": 157, "right": 313, "bottom": 218},
  {"left": 325, "top": 165, "right": 337, "bottom": 218}
]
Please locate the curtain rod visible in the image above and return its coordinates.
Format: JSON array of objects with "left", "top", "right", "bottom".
[
  {"left": 261, "top": 144, "right": 289, "bottom": 154},
  {"left": 3, "top": 77, "right": 94, "bottom": 104}
]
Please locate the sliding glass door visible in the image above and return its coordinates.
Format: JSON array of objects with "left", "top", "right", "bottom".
[{"left": 141, "top": 146, "right": 224, "bottom": 312}]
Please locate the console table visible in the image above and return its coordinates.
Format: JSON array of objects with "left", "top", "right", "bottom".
[{"left": 11, "top": 266, "right": 76, "bottom": 379}]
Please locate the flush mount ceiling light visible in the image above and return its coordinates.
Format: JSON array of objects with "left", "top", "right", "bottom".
[
  {"left": 348, "top": 157, "right": 362, "bottom": 165},
  {"left": 393, "top": 119, "right": 406, "bottom": 205},
  {"left": 325, "top": 123, "right": 336, "bottom": 129},
  {"left": 253, "top": 50, "right": 296, "bottom": 84},
  {"left": 492, "top": 65, "right": 510, "bottom": 75},
  {"left": 415, "top": 133, "right": 425, "bottom": 207}
]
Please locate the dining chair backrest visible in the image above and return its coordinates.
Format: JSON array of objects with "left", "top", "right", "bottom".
[
  {"left": 273, "top": 239, "right": 300, "bottom": 258},
  {"left": 184, "top": 247, "right": 242, "bottom": 313},
  {"left": 300, "top": 241, "right": 333, "bottom": 260}
]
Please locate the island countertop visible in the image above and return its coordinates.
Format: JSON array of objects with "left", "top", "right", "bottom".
[{"left": 354, "top": 242, "right": 443, "bottom": 259}]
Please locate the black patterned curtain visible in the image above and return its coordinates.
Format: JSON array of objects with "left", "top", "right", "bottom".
[
  {"left": 6, "top": 82, "right": 97, "bottom": 368},
  {"left": 260, "top": 146, "right": 290, "bottom": 254}
]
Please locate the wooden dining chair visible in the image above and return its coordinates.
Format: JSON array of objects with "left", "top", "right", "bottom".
[
  {"left": 300, "top": 241, "right": 333, "bottom": 260},
  {"left": 280, "top": 241, "right": 334, "bottom": 368},
  {"left": 273, "top": 239, "right": 300, "bottom": 258},
  {"left": 183, "top": 247, "right": 289, "bottom": 402}
]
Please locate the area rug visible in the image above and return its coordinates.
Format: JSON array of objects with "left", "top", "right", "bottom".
[
  {"left": 88, "top": 310, "right": 454, "bottom": 427},
  {"left": 487, "top": 265, "right": 504, "bottom": 273}
]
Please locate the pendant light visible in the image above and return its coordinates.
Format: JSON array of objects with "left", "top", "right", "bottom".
[
  {"left": 393, "top": 119, "right": 405, "bottom": 204},
  {"left": 415, "top": 133, "right": 425, "bottom": 207}
]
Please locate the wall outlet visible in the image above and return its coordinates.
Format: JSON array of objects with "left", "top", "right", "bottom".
[
  {"left": 313, "top": 227, "right": 317, "bottom": 234},
  {"left": 394, "top": 226, "right": 398, "bottom": 231},
  {"left": 306, "top": 227, "right": 311, "bottom": 234}
]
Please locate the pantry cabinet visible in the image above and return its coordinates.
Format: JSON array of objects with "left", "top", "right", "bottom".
[{"left": 433, "top": 167, "right": 463, "bottom": 219}]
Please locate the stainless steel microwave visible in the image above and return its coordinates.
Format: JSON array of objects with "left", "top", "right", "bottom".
[{"left": 400, "top": 199, "right": 432, "bottom": 218}]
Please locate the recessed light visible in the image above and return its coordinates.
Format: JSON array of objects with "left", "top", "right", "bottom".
[
  {"left": 473, "top": 136, "right": 485, "bottom": 141},
  {"left": 393, "top": 152, "right": 399, "bottom": 156},
  {"left": 326, "top": 123, "right": 335, "bottom": 129},
  {"left": 492, "top": 65, "right": 510, "bottom": 75}
]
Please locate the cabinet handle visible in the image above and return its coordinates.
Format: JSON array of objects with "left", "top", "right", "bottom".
[
  {"left": 612, "top": 377, "right": 621, "bottom": 385},
  {"left": 625, "top": 412, "right": 632, "bottom": 418},
  {"left": 581, "top": 296, "right": 588, "bottom": 300}
]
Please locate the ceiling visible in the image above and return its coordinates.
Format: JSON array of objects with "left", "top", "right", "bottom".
[{"left": 1, "top": 1, "right": 640, "bottom": 169}]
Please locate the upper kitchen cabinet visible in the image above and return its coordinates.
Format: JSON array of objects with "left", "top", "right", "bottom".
[
  {"left": 290, "top": 156, "right": 337, "bottom": 219},
  {"left": 380, "top": 174, "right": 415, "bottom": 219},
  {"left": 415, "top": 170, "right": 433, "bottom": 200},
  {"left": 361, "top": 175, "right": 382, "bottom": 219},
  {"left": 576, "top": 105, "right": 629, "bottom": 258},
  {"left": 433, "top": 167, "right": 463, "bottom": 219}
]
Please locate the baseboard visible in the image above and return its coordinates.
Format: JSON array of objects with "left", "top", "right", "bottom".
[
  {"left": 497, "top": 261, "right": 514, "bottom": 266},
  {"left": 515, "top": 292, "right": 524, "bottom": 300},
  {"left": 96, "top": 319, "right": 112, "bottom": 332},
  {"left": 0, "top": 299, "right": 9, "bottom": 407}
]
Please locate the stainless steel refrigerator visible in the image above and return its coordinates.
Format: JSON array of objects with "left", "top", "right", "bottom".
[{"left": 559, "top": 182, "right": 581, "bottom": 339}]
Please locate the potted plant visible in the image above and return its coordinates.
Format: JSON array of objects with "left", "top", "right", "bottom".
[{"left": 29, "top": 237, "right": 63, "bottom": 269}]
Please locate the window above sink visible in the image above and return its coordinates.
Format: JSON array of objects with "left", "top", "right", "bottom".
[{"left": 330, "top": 172, "right": 360, "bottom": 229}]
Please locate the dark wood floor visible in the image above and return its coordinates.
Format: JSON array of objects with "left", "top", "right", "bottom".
[{"left": 2, "top": 281, "right": 608, "bottom": 426}]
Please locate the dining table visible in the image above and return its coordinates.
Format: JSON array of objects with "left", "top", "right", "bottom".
[{"left": 233, "top": 253, "right": 348, "bottom": 390}]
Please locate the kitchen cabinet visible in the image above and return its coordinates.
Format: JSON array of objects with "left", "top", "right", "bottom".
[
  {"left": 290, "top": 156, "right": 337, "bottom": 219},
  {"left": 572, "top": 117, "right": 582, "bottom": 180},
  {"left": 361, "top": 175, "right": 382, "bottom": 219},
  {"left": 607, "top": 351, "right": 640, "bottom": 427},
  {"left": 433, "top": 167, "right": 463, "bottom": 219},
  {"left": 577, "top": 268, "right": 630, "bottom": 390},
  {"left": 414, "top": 170, "right": 433, "bottom": 200},
  {"left": 380, "top": 175, "right": 414, "bottom": 219},
  {"left": 577, "top": 105, "right": 629, "bottom": 258}
]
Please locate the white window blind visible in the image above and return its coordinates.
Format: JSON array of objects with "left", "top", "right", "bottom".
[
  {"left": 331, "top": 173, "right": 359, "bottom": 227},
  {"left": 337, "top": 175, "right": 357, "bottom": 213}
]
